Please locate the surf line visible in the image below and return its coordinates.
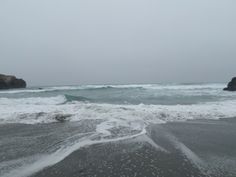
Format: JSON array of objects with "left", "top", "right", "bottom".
[{"left": 2, "top": 129, "right": 147, "bottom": 177}]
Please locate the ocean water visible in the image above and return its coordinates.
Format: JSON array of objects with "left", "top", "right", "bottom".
[
  {"left": 0, "top": 83, "right": 236, "bottom": 125},
  {"left": 0, "top": 83, "right": 236, "bottom": 177}
]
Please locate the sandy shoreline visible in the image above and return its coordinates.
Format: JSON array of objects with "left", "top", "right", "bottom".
[{"left": 27, "top": 118, "right": 236, "bottom": 177}]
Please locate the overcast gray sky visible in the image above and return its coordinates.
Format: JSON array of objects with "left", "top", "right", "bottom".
[{"left": 0, "top": 0, "right": 236, "bottom": 86}]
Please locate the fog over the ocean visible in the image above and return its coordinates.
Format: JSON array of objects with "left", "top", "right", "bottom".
[{"left": 0, "top": 0, "right": 235, "bottom": 86}]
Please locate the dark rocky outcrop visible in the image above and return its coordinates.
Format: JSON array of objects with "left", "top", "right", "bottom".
[
  {"left": 223, "top": 77, "right": 236, "bottom": 91},
  {"left": 54, "top": 114, "right": 72, "bottom": 122},
  {"left": 0, "top": 74, "right": 26, "bottom": 89}
]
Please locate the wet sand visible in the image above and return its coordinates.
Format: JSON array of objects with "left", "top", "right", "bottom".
[{"left": 31, "top": 118, "right": 236, "bottom": 177}]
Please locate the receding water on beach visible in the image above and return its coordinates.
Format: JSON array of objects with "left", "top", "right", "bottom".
[{"left": 1, "top": 83, "right": 236, "bottom": 177}]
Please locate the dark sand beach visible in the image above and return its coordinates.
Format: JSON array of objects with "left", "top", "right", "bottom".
[{"left": 24, "top": 118, "right": 236, "bottom": 177}]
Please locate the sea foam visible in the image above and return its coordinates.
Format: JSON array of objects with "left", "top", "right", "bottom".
[
  {"left": 0, "top": 95, "right": 236, "bottom": 125},
  {"left": 1, "top": 84, "right": 236, "bottom": 177}
]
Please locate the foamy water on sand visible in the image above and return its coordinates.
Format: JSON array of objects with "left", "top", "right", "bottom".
[{"left": 0, "top": 83, "right": 236, "bottom": 177}]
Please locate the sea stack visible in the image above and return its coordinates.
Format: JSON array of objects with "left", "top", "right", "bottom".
[
  {"left": 0, "top": 74, "right": 26, "bottom": 89},
  {"left": 223, "top": 77, "right": 236, "bottom": 91}
]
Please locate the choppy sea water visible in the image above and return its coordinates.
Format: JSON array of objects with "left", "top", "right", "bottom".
[
  {"left": 0, "top": 83, "right": 236, "bottom": 177},
  {"left": 1, "top": 83, "right": 236, "bottom": 125}
]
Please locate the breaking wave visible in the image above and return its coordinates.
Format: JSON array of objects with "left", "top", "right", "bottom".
[
  {"left": 64, "top": 94, "right": 91, "bottom": 102},
  {"left": 0, "top": 83, "right": 227, "bottom": 94},
  {"left": 0, "top": 95, "right": 66, "bottom": 105},
  {"left": 1, "top": 83, "right": 236, "bottom": 177},
  {"left": 0, "top": 95, "right": 236, "bottom": 125},
  {"left": 1, "top": 96, "right": 236, "bottom": 177}
]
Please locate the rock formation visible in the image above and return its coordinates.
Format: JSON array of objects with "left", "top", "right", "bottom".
[
  {"left": 223, "top": 77, "right": 236, "bottom": 91},
  {"left": 0, "top": 74, "right": 26, "bottom": 89},
  {"left": 54, "top": 114, "right": 72, "bottom": 122}
]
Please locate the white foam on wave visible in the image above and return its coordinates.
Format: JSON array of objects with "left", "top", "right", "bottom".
[
  {"left": 0, "top": 86, "right": 81, "bottom": 94},
  {"left": 1, "top": 95, "right": 236, "bottom": 162},
  {"left": 0, "top": 95, "right": 66, "bottom": 105},
  {"left": 144, "top": 83, "right": 225, "bottom": 90},
  {"left": 78, "top": 83, "right": 226, "bottom": 90},
  {"left": 80, "top": 83, "right": 227, "bottom": 91},
  {"left": 0, "top": 96, "right": 67, "bottom": 124},
  {"left": 0, "top": 89, "right": 45, "bottom": 94},
  {"left": 1, "top": 96, "right": 236, "bottom": 177},
  {"left": 1, "top": 95, "right": 236, "bottom": 125},
  {"left": 0, "top": 83, "right": 228, "bottom": 94},
  {"left": 0, "top": 84, "right": 146, "bottom": 94}
]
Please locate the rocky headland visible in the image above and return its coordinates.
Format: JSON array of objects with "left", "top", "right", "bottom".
[
  {"left": 0, "top": 74, "right": 26, "bottom": 89},
  {"left": 224, "top": 77, "right": 236, "bottom": 91}
]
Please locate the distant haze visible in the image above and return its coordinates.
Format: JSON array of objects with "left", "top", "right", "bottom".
[{"left": 0, "top": 0, "right": 236, "bottom": 86}]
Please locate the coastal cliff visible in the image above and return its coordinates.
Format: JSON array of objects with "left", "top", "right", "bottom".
[
  {"left": 0, "top": 74, "right": 26, "bottom": 89},
  {"left": 224, "top": 77, "right": 236, "bottom": 91}
]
